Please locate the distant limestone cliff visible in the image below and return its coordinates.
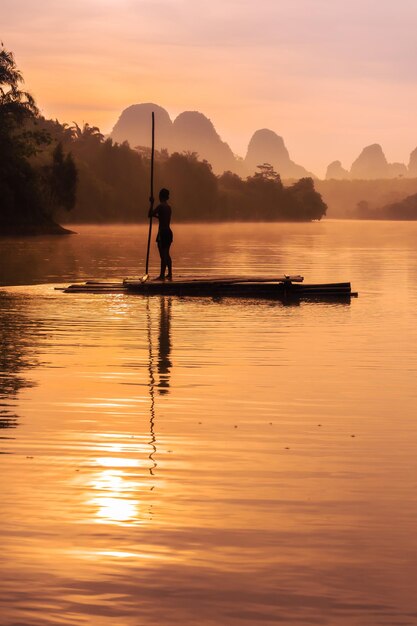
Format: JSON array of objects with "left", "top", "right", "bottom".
[
  {"left": 171, "top": 111, "right": 238, "bottom": 175},
  {"left": 326, "top": 143, "right": 416, "bottom": 180},
  {"left": 244, "top": 129, "right": 313, "bottom": 179},
  {"left": 110, "top": 104, "right": 313, "bottom": 178},
  {"left": 350, "top": 144, "right": 389, "bottom": 179},
  {"left": 325, "top": 161, "right": 350, "bottom": 180},
  {"left": 111, "top": 103, "right": 174, "bottom": 152},
  {"left": 111, "top": 103, "right": 240, "bottom": 175},
  {"left": 111, "top": 106, "right": 417, "bottom": 181}
]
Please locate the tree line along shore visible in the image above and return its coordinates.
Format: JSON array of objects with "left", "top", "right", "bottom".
[{"left": 2, "top": 45, "right": 417, "bottom": 237}]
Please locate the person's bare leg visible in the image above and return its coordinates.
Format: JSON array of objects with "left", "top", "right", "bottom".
[
  {"left": 155, "top": 242, "right": 166, "bottom": 280},
  {"left": 166, "top": 252, "right": 172, "bottom": 280},
  {"left": 160, "top": 257, "right": 167, "bottom": 279}
]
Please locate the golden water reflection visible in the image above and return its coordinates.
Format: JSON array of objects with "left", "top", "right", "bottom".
[
  {"left": 91, "top": 494, "right": 138, "bottom": 524},
  {"left": 89, "top": 455, "right": 156, "bottom": 525},
  {"left": 2, "top": 224, "right": 417, "bottom": 625},
  {"left": 87, "top": 299, "right": 172, "bottom": 525}
]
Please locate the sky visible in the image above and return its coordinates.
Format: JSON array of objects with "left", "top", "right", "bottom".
[{"left": 2, "top": 0, "right": 417, "bottom": 177}]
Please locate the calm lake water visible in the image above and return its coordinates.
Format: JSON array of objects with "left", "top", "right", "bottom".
[{"left": 1, "top": 221, "right": 417, "bottom": 626}]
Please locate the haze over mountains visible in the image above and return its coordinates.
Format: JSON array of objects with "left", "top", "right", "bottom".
[
  {"left": 110, "top": 103, "right": 312, "bottom": 179},
  {"left": 111, "top": 103, "right": 417, "bottom": 181},
  {"left": 326, "top": 144, "right": 417, "bottom": 180}
]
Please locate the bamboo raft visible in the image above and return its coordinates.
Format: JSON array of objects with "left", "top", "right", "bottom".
[{"left": 60, "top": 275, "right": 357, "bottom": 300}]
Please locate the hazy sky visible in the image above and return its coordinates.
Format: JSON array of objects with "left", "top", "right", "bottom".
[{"left": 3, "top": 0, "right": 417, "bottom": 176}]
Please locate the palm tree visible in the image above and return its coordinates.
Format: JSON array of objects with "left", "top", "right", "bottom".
[
  {"left": 0, "top": 44, "right": 38, "bottom": 126},
  {"left": 71, "top": 122, "right": 104, "bottom": 144}
]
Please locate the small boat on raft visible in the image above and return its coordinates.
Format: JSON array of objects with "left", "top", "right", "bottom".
[{"left": 61, "top": 275, "right": 358, "bottom": 300}]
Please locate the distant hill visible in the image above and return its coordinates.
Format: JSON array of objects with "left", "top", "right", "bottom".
[
  {"left": 111, "top": 103, "right": 174, "bottom": 151},
  {"left": 244, "top": 129, "right": 314, "bottom": 179},
  {"left": 316, "top": 178, "right": 417, "bottom": 218},
  {"left": 350, "top": 144, "right": 390, "bottom": 179},
  {"left": 326, "top": 143, "right": 415, "bottom": 180},
  {"left": 110, "top": 104, "right": 314, "bottom": 178},
  {"left": 112, "top": 106, "right": 417, "bottom": 183},
  {"left": 378, "top": 191, "right": 417, "bottom": 219},
  {"left": 325, "top": 160, "right": 350, "bottom": 180},
  {"left": 171, "top": 111, "right": 239, "bottom": 175},
  {"left": 409, "top": 148, "right": 417, "bottom": 177},
  {"left": 111, "top": 103, "right": 241, "bottom": 175}
]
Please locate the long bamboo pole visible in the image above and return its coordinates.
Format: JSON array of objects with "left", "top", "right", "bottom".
[{"left": 144, "top": 112, "right": 155, "bottom": 280}]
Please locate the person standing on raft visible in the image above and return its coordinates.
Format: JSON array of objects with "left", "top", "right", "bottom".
[{"left": 149, "top": 188, "right": 173, "bottom": 280}]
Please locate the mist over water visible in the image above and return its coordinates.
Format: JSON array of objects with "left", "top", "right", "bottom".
[{"left": 1, "top": 222, "right": 417, "bottom": 625}]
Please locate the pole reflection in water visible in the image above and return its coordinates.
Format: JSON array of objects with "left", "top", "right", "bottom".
[
  {"left": 147, "top": 296, "right": 172, "bottom": 476},
  {"left": 147, "top": 298, "right": 157, "bottom": 477},
  {"left": 88, "top": 296, "right": 172, "bottom": 524}
]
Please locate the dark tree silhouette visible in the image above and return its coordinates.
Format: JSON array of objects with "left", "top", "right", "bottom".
[
  {"left": 0, "top": 45, "right": 77, "bottom": 234},
  {"left": 0, "top": 46, "right": 38, "bottom": 125},
  {"left": 285, "top": 178, "right": 327, "bottom": 221},
  {"left": 161, "top": 152, "right": 218, "bottom": 221},
  {"left": 41, "top": 143, "right": 77, "bottom": 215},
  {"left": 255, "top": 162, "right": 280, "bottom": 182}
]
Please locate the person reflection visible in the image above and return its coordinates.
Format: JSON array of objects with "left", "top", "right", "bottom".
[
  {"left": 146, "top": 297, "right": 172, "bottom": 476},
  {"left": 157, "top": 297, "right": 172, "bottom": 395}
]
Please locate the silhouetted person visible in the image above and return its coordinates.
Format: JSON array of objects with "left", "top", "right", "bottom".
[{"left": 149, "top": 188, "right": 173, "bottom": 280}]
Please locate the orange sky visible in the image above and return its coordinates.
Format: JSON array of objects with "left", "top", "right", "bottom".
[{"left": 3, "top": 0, "right": 417, "bottom": 176}]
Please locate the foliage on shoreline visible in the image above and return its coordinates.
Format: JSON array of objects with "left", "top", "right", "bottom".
[
  {"left": 0, "top": 45, "right": 77, "bottom": 235},
  {"left": 316, "top": 178, "right": 417, "bottom": 219},
  {"left": 355, "top": 191, "right": 417, "bottom": 220},
  {"left": 50, "top": 128, "right": 327, "bottom": 224}
]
